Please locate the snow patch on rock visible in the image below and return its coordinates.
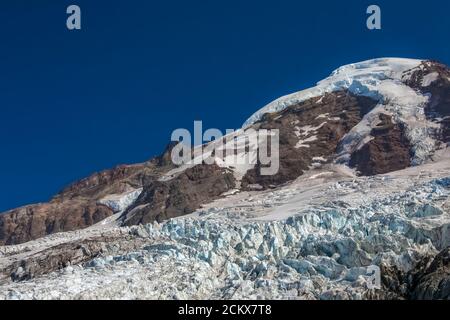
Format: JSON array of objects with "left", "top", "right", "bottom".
[
  {"left": 422, "top": 72, "right": 439, "bottom": 87},
  {"left": 98, "top": 188, "right": 143, "bottom": 213}
]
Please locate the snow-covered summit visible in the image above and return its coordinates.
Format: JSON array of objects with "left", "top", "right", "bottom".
[
  {"left": 243, "top": 58, "right": 423, "bottom": 128},
  {"left": 243, "top": 57, "right": 443, "bottom": 166}
]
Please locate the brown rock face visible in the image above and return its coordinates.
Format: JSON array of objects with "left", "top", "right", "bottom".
[
  {"left": 54, "top": 163, "right": 156, "bottom": 201},
  {"left": 241, "top": 91, "right": 379, "bottom": 188},
  {"left": 404, "top": 61, "right": 450, "bottom": 143},
  {"left": 0, "top": 161, "right": 162, "bottom": 245},
  {"left": 0, "top": 201, "right": 113, "bottom": 246},
  {"left": 121, "top": 164, "right": 236, "bottom": 226},
  {"left": 349, "top": 114, "right": 412, "bottom": 176}
]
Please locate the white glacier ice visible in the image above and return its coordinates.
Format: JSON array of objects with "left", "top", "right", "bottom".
[
  {"left": 1, "top": 157, "right": 450, "bottom": 300},
  {"left": 98, "top": 188, "right": 143, "bottom": 213}
]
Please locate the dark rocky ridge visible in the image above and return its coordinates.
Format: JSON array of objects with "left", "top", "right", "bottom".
[
  {"left": 0, "top": 201, "right": 113, "bottom": 245},
  {"left": 0, "top": 232, "right": 148, "bottom": 283},
  {"left": 349, "top": 114, "right": 412, "bottom": 176},
  {"left": 374, "top": 246, "right": 450, "bottom": 300},
  {"left": 0, "top": 162, "right": 163, "bottom": 245},
  {"left": 121, "top": 164, "right": 236, "bottom": 226},
  {"left": 404, "top": 61, "right": 450, "bottom": 144},
  {"left": 241, "top": 91, "right": 379, "bottom": 188},
  {"left": 408, "top": 246, "right": 450, "bottom": 299}
]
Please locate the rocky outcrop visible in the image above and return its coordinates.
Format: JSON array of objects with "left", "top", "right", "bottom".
[
  {"left": 121, "top": 164, "right": 236, "bottom": 226},
  {"left": 5, "top": 239, "right": 109, "bottom": 283},
  {"left": 408, "top": 247, "right": 450, "bottom": 300},
  {"left": 350, "top": 114, "right": 412, "bottom": 175},
  {"left": 54, "top": 163, "right": 156, "bottom": 201},
  {"left": 0, "top": 161, "right": 161, "bottom": 245},
  {"left": 241, "top": 91, "right": 378, "bottom": 188},
  {"left": 370, "top": 246, "right": 450, "bottom": 300},
  {"left": 0, "top": 231, "right": 147, "bottom": 283},
  {"left": 404, "top": 61, "right": 450, "bottom": 144},
  {"left": 0, "top": 201, "right": 113, "bottom": 246}
]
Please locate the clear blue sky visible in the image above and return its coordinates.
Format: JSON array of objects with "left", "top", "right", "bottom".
[{"left": 0, "top": 0, "right": 449, "bottom": 212}]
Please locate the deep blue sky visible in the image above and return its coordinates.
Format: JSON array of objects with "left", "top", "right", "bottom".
[{"left": 0, "top": 0, "right": 449, "bottom": 212}]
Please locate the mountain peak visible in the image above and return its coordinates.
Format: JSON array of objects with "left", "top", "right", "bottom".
[{"left": 243, "top": 58, "right": 424, "bottom": 128}]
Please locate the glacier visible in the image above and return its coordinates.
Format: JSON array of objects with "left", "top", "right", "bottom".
[{"left": 1, "top": 158, "right": 449, "bottom": 300}]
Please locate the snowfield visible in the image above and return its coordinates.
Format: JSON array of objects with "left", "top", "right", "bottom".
[{"left": 1, "top": 155, "right": 450, "bottom": 300}]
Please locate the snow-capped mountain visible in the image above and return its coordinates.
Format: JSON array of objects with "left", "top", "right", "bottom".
[{"left": 1, "top": 58, "right": 449, "bottom": 300}]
